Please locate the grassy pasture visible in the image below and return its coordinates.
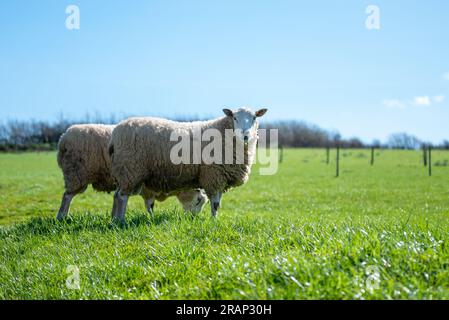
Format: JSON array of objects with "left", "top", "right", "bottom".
[{"left": 0, "top": 149, "right": 449, "bottom": 299}]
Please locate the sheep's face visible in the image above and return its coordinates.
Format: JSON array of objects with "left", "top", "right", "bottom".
[
  {"left": 223, "top": 108, "right": 267, "bottom": 145},
  {"left": 177, "top": 189, "right": 208, "bottom": 214}
]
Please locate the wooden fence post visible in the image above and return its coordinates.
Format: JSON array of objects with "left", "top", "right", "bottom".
[
  {"left": 326, "top": 146, "right": 330, "bottom": 165},
  {"left": 370, "top": 147, "right": 375, "bottom": 166},
  {"left": 428, "top": 145, "right": 432, "bottom": 176},
  {"left": 336, "top": 145, "right": 340, "bottom": 177},
  {"left": 423, "top": 144, "right": 427, "bottom": 167},
  {"left": 279, "top": 145, "right": 283, "bottom": 163}
]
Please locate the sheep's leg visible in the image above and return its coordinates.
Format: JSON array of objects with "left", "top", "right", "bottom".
[
  {"left": 56, "top": 192, "right": 75, "bottom": 220},
  {"left": 143, "top": 197, "right": 156, "bottom": 217},
  {"left": 111, "top": 190, "right": 119, "bottom": 219},
  {"left": 113, "top": 191, "right": 129, "bottom": 224},
  {"left": 210, "top": 192, "right": 222, "bottom": 217}
]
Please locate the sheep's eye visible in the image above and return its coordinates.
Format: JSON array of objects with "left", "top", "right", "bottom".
[
  {"left": 233, "top": 117, "right": 237, "bottom": 121},
  {"left": 253, "top": 117, "right": 256, "bottom": 120}
]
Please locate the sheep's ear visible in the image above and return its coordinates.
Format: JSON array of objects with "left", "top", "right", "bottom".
[
  {"left": 255, "top": 108, "right": 268, "bottom": 117},
  {"left": 223, "top": 109, "right": 233, "bottom": 117}
]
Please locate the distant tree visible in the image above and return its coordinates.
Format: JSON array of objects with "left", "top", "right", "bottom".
[
  {"left": 372, "top": 139, "right": 382, "bottom": 148},
  {"left": 329, "top": 131, "right": 341, "bottom": 144},
  {"left": 342, "top": 137, "right": 364, "bottom": 148},
  {"left": 1, "top": 114, "right": 443, "bottom": 152},
  {"left": 440, "top": 140, "right": 449, "bottom": 150},
  {"left": 260, "top": 121, "right": 334, "bottom": 148},
  {"left": 387, "top": 133, "right": 421, "bottom": 150},
  {"left": 0, "top": 123, "right": 7, "bottom": 143}
]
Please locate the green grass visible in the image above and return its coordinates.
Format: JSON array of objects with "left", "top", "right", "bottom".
[{"left": 1, "top": 149, "right": 449, "bottom": 299}]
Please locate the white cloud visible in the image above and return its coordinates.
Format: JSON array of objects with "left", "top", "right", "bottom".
[
  {"left": 434, "top": 95, "right": 445, "bottom": 103},
  {"left": 443, "top": 72, "right": 449, "bottom": 81},
  {"left": 384, "top": 94, "right": 443, "bottom": 110},
  {"left": 413, "top": 96, "right": 431, "bottom": 107},
  {"left": 383, "top": 99, "right": 406, "bottom": 109}
]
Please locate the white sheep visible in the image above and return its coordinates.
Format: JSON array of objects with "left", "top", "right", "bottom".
[
  {"left": 56, "top": 124, "right": 208, "bottom": 220},
  {"left": 109, "top": 107, "right": 267, "bottom": 222}
]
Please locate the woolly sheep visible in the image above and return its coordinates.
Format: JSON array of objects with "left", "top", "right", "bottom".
[
  {"left": 56, "top": 124, "right": 208, "bottom": 220},
  {"left": 109, "top": 107, "right": 268, "bottom": 222}
]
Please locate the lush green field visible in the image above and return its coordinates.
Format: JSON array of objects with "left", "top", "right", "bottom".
[{"left": 1, "top": 149, "right": 449, "bottom": 299}]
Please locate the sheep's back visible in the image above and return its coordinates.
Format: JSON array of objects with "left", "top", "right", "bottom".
[{"left": 111, "top": 118, "right": 201, "bottom": 192}]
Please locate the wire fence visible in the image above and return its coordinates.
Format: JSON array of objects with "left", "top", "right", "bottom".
[{"left": 275, "top": 145, "right": 449, "bottom": 177}]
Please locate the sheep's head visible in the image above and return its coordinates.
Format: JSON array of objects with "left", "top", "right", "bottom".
[
  {"left": 177, "top": 189, "right": 208, "bottom": 214},
  {"left": 223, "top": 107, "right": 267, "bottom": 145}
]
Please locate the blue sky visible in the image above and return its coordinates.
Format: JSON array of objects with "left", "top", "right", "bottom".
[{"left": 0, "top": 0, "right": 448, "bottom": 143}]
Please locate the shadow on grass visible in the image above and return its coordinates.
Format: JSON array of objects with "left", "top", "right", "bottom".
[{"left": 0, "top": 209, "right": 200, "bottom": 238}]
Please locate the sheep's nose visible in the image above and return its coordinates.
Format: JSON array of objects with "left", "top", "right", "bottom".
[{"left": 244, "top": 136, "right": 249, "bottom": 142}]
